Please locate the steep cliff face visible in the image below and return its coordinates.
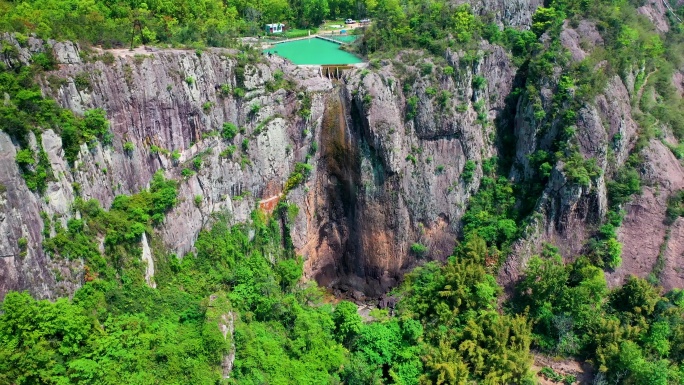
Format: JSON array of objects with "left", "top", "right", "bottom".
[
  {"left": 506, "top": 73, "right": 637, "bottom": 254},
  {"left": 0, "top": 34, "right": 520, "bottom": 298},
  {"left": 293, "top": 45, "right": 517, "bottom": 296},
  {"left": 0, "top": 36, "right": 331, "bottom": 299},
  {"left": 500, "top": 22, "right": 638, "bottom": 286},
  {"left": 499, "top": 19, "right": 684, "bottom": 291},
  {"left": 0, "top": 130, "right": 84, "bottom": 299}
]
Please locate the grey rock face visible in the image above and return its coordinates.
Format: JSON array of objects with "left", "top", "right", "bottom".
[
  {"left": 42, "top": 48, "right": 322, "bottom": 257},
  {"left": 500, "top": 25, "right": 642, "bottom": 290},
  {"left": 296, "top": 46, "right": 516, "bottom": 295},
  {"left": 0, "top": 37, "right": 327, "bottom": 299},
  {"left": 0, "top": 132, "right": 83, "bottom": 300},
  {"left": 461, "top": 0, "right": 544, "bottom": 27}
]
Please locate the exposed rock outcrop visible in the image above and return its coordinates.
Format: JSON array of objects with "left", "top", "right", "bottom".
[
  {"left": 611, "top": 139, "right": 684, "bottom": 289},
  {"left": 499, "top": 18, "right": 684, "bottom": 292},
  {"left": 0, "top": 38, "right": 328, "bottom": 299},
  {"left": 464, "top": 0, "right": 544, "bottom": 27},
  {"left": 638, "top": 0, "right": 673, "bottom": 33},
  {"left": 295, "top": 45, "right": 517, "bottom": 295},
  {"left": 141, "top": 233, "right": 156, "bottom": 289},
  {"left": 500, "top": 23, "right": 642, "bottom": 289},
  {"left": 207, "top": 293, "right": 235, "bottom": 378},
  {"left": 0, "top": 131, "right": 83, "bottom": 299}
]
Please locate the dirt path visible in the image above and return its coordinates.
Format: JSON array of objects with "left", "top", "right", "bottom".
[
  {"left": 532, "top": 354, "right": 595, "bottom": 384},
  {"left": 635, "top": 69, "right": 658, "bottom": 104},
  {"left": 258, "top": 193, "right": 283, "bottom": 212},
  {"left": 259, "top": 194, "right": 282, "bottom": 205}
]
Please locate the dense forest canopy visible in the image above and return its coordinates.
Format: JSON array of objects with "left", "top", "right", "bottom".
[
  {"left": 0, "top": 0, "right": 376, "bottom": 47},
  {"left": 1, "top": 0, "right": 684, "bottom": 383}
]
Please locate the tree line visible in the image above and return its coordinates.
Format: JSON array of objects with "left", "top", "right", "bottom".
[{"left": 0, "top": 0, "right": 378, "bottom": 47}]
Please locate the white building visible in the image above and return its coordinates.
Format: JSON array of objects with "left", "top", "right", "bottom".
[{"left": 265, "top": 23, "right": 285, "bottom": 34}]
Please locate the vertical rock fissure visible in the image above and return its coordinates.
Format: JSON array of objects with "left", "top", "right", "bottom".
[
  {"left": 316, "top": 85, "right": 362, "bottom": 290},
  {"left": 312, "top": 84, "right": 399, "bottom": 297}
]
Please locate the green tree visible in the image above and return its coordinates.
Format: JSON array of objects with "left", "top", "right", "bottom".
[
  {"left": 275, "top": 257, "right": 303, "bottom": 291},
  {"left": 300, "top": 0, "right": 330, "bottom": 26},
  {"left": 531, "top": 7, "right": 560, "bottom": 36},
  {"left": 333, "top": 301, "right": 362, "bottom": 346}
]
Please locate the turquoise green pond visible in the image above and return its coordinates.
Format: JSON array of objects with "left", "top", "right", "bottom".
[{"left": 265, "top": 38, "right": 363, "bottom": 65}]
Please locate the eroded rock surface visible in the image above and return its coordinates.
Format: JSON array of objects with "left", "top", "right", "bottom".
[
  {"left": 612, "top": 140, "right": 684, "bottom": 289},
  {"left": 0, "top": 38, "right": 326, "bottom": 299},
  {"left": 295, "top": 45, "right": 518, "bottom": 295}
]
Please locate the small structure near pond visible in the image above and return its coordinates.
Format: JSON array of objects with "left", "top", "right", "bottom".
[{"left": 265, "top": 23, "right": 285, "bottom": 34}]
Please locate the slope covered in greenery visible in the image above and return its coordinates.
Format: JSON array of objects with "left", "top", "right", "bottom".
[
  {"left": 513, "top": 246, "right": 684, "bottom": 384},
  {"left": 0, "top": 175, "right": 534, "bottom": 384},
  {"left": 3, "top": 166, "right": 684, "bottom": 384},
  {"left": 2, "top": 153, "right": 684, "bottom": 384}
]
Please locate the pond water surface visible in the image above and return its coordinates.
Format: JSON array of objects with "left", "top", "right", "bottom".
[{"left": 265, "top": 38, "right": 363, "bottom": 65}]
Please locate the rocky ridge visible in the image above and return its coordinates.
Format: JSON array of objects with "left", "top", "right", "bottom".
[{"left": 0, "top": 35, "right": 516, "bottom": 298}]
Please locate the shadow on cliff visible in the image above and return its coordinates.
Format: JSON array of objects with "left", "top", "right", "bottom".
[
  {"left": 312, "top": 85, "right": 358, "bottom": 292},
  {"left": 312, "top": 84, "right": 401, "bottom": 298}
]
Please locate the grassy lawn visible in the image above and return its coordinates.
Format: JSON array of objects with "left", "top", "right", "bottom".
[{"left": 283, "top": 28, "right": 317, "bottom": 38}]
